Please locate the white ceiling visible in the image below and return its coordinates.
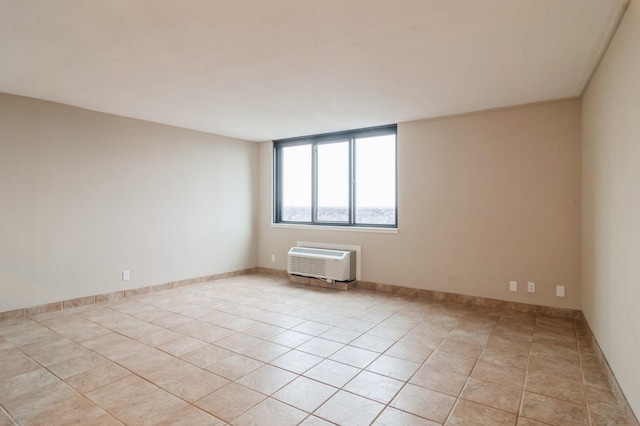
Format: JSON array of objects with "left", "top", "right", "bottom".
[{"left": 0, "top": 0, "right": 629, "bottom": 142}]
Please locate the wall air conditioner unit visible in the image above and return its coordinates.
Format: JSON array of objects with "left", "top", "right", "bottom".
[{"left": 287, "top": 247, "right": 356, "bottom": 282}]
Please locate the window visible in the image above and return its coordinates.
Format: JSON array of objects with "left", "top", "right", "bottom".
[{"left": 274, "top": 125, "right": 397, "bottom": 228}]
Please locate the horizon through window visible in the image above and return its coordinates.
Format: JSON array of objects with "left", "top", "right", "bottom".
[{"left": 274, "top": 125, "right": 397, "bottom": 228}]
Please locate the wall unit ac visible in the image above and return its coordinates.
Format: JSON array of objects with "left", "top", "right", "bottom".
[{"left": 287, "top": 247, "right": 356, "bottom": 282}]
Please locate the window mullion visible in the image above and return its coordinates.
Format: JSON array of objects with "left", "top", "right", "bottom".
[
  {"left": 274, "top": 145, "right": 281, "bottom": 222},
  {"left": 311, "top": 143, "right": 318, "bottom": 224},
  {"left": 349, "top": 138, "right": 356, "bottom": 225}
]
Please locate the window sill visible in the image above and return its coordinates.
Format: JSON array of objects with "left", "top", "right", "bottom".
[{"left": 271, "top": 223, "right": 398, "bottom": 234}]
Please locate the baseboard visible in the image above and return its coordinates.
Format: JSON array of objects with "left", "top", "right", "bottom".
[
  {"left": 578, "top": 317, "right": 639, "bottom": 425},
  {"left": 0, "top": 267, "right": 258, "bottom": 322},
  {"left": 255, "top": 266, "right": 289, "bottom": 277},
  {"left": 2, "top": 267, "right": 636, "bottom": 424},
  {"left": 289, "top": 274, "right": 356, "bottom": 291},
  {"left": 356, "top": 280, "right": 582, "bottom": 319},
  {"left": 279, "top": 268, "right": 637, "bottom": 423}
]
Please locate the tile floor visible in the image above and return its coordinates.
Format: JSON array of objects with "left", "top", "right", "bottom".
[{"left": 0, "top": 274, "right": 631, "bottom": 425}]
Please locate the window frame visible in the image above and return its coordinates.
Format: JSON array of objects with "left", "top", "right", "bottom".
[{"left": 273, "top": 124, "right": 398, "bottom": 228}]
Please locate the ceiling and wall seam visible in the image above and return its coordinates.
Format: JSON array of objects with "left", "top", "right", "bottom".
[
  {"left": 578, "top": 0, "right": 631, "bottom": 97},
  {"left": 400, "top": 97, "right": 581, "bottom": 127},
  {"left": 0, "top": 0, "right": 629, "bottom": 141}
]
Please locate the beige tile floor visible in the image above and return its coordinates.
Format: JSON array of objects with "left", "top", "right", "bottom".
[{"left": 0, "top": 274, "right": 631, "bottom": 425}]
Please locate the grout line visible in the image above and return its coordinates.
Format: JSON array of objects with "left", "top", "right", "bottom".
[
  {"left": 0, "top": 402, "right": 19, "bottom": 425},
  {"left": 1, "top": 274, "right": 632, "bottom": 425}
]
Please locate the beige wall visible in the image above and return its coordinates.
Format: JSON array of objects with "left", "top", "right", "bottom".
[
  {"left": 582, "top": 0, "right": 640, "bottom": 415},
  {"left": 0, "top": 93, "right": 258, "bottom": 312},
  {"left": 258, "top": 100, "right": 582, "bottom": 309}
]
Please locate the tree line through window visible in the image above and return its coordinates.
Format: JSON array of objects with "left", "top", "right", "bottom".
[{"left": 273, "top": 125, "right": 397, "bottom": 227}]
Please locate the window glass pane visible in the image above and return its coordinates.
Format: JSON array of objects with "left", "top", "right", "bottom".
[
  {"left": 281, "top": 144, "right": 311, "bottom": 221},
  {"left": 275, "top": 125, "right": 397, "bottom": 227},
  {"left": 355, "top": 134, "right": 396, "bottom": 225},
  {"left": 317, "top": 141, "right": 349, "bottom": 222}
]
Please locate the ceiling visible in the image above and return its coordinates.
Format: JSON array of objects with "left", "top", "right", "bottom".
[{"left": 0, "top": 0, "right": 629, "bottom": 142}]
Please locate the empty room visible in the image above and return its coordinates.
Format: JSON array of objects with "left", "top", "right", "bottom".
[{"left": 1, "top": 1, "right": 638, "bottom": 425}]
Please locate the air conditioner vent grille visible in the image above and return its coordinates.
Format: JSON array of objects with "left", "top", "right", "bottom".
[
  {"left": 287, "top": 247, "right": 355, "bottom": 281},
  {"left": 289, "top": 247, "right": 347, "bottom": 259}
]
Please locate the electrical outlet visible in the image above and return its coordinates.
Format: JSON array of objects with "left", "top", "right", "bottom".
[
  {"left": 556, "top": 285, "right": 565, "bottom": 297},
  {"left": 271, "top": 254, "right": 276, "bottom": 263},
  {"left": 527, "top": 282, "right": 535, "bottom": 293},
  {"left": 122, "top": 270, "right": 130, "bottom": 281},
  {"left": 509, "top": 281, "right": 517, "bottom": 292}
]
